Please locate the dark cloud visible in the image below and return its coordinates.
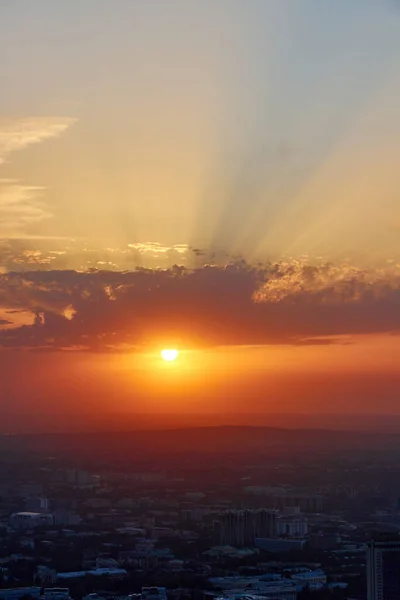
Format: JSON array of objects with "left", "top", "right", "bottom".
[{"left": 0, "top": 260, "right": 399, "bottom": 351}]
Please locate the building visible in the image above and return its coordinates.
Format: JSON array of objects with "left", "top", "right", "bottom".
[
  {"left": 308, "top": 533, "right": 340, "bottom": 550},
  {"left": 0, "top": 588, "right": 41, "bottom": 600},
  {"left": 253, "top": 510, "right": 278, "bottom": 540},
  {"left": 181, "top": 508, "right": 209, "bottom": 522},
  {"left": 219, "top": 510, "right": 277, "bottom": 547},
  {"left": 0, "top": 589, "right": 71, "bottom": 600},
  {"left": 65, "top": 469, "right": 95, "bottom": 486},
  {"left": 291, "top": 570, "right": 327, "bottom": 591},
  {"left": 216, "top": 589, "right": 296, "bottom": 600},
  {"left": 255, "top": 538, "right": 306, "bottom": 553},
  {"left": 10, "top": 512, "right": 54, "bottom": 530},
  {"left": 57, "top": 568, "right": 127, "bottom": 581},
  {"left": 367, "top": 538, "right": 400, "bottom": 600},
  {"left": 53, "top": 510, "right": 81, "bottom": 527},
  {"left": 35, "top": 566, "right": 57, "bottom": 584},
  {"left": 141, "top": 588, "right": 167, "bottom": 600},
  {"left": 209, "top": 576, "right": 297, "bottom": 600},
  {"left": 43, "top": 590, "right": 71, "bottom": 600},
  {"left": 95, "top": 558, "right": 119, "bottom": 569},
  {"left": 277, "top": 515, "right": 308, "bottom": 538}
]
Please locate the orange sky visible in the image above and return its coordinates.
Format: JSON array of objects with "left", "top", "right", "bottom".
[
  {"left": 2, "top": 1, "right": 400, "bottom": 429},
  {"left": 0, "top": 334, "right": 399, "bottom": 432}
]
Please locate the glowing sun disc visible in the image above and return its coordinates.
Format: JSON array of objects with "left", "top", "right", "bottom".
[{"left": 161, "top": 349, "right": 179, "bottom": 361}]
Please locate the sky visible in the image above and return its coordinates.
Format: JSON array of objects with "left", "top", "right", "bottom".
[{"left": 1, "top": 0, "right": 400, "bottom": 430}]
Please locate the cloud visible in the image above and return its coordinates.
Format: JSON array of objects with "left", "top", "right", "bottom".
[
  {"left": 0, "top": 117, "right": 76, "bottom": 236},
  {"left": 0, "top": 239, "right": 196, "bottom": 272},
  {"left": 0, "top": 179, "right": 51, "bottom": 232},
  {"left": 128, "top": 242, "right": 190, "bottom": 255},
  {"left": 0, "top": 259, "right": 400, "bottom": 350},
  {"left": 0, "top": 117, "right": 76, "bottom": 164},
  {"left": 0, "top": 306, "right": 34, "bottom": 330}
]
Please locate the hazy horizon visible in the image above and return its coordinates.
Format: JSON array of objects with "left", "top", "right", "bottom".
[{"left": 4, "top": 411, "right": 400, "bottom": 436}]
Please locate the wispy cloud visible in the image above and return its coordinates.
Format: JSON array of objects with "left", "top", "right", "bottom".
[
  {"left": 128, "top": 242, "right": 190, "bottom": 255},
  {"left": 0, "top": 179, "right": 51, "bottom": 232},
  {"left": 0, "top": 117, "right": 76, "bottom": 236},
  {"left": 0, "top": 117, "right": 76, "bottom": 164}
]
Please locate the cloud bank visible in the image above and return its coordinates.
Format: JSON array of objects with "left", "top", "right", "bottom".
[{"left": 0, "top": 260, "right": 400, "bottom": 351}]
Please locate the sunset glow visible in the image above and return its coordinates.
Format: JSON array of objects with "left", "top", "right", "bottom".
[{"left": 1, "top": 1, "right": 400, "bottom": 432}]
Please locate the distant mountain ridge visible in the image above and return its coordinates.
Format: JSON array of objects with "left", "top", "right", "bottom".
[{"left": 2, "top": 424, "right": 400, "bottom": 460}]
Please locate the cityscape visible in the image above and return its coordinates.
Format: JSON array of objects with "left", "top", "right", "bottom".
[{"left": 1, "top": 428, "right": 400, "bottom": 600}]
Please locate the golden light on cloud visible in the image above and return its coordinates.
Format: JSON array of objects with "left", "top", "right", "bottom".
[
  {"left": 161, "top": 349, "right": 179, "bottom": 362},
  {"left": 0, "top": 117, "right": 76, "bottom": 164},
  {"left": 0, "top": 117, "right": 76, "bottom": 237}
]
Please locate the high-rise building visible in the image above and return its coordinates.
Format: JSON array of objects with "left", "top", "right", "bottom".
[
  {"left": 141, "top": 588, "right": 167, "bottom": 600},
  {"left": 277, "top": 514, "right": 308, "bottom": 538},
  {"left": 219, "top": 509, "right": 277, "bottom": 547},
  {"left": 367, "top": 538, "right": 400, "bottom": 600},
  {"left": 10, "top": 512, "right": 54, "bottom": 530}
]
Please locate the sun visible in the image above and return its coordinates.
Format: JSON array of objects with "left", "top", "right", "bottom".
[{"left": 161, "top": 349, "right": 179, "bottom": 362}]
